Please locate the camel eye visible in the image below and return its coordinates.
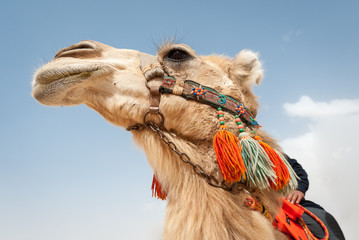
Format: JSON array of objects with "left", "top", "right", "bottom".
[{"left": 165, "top": 49, "right": 190, "bottom": 62}]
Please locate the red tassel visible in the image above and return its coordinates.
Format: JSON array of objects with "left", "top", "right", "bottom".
[
  {"left": 213, "top": 125, "right": 247, "bottom": 183},
  {"left": 151, "top": 174, "right": 167, "bottom": 200},
  {"left": 254, "top": 136, "right": 290, "bottom": 190}
]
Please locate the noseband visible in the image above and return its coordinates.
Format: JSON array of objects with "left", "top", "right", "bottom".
[{"left": 126, "top": 54, "right": 165, "bottom": 131}]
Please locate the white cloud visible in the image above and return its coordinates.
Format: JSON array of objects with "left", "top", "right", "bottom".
[
  {"left": 283, "top": 95, "right": 359, "bottom": 119},
  {"left": 281, "top": 96, "right": 359, "bottom": 240}
]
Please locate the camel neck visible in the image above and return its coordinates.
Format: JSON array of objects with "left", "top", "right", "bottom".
[{"left": 132, "top": 128, "right": 278, "bottom": 240}]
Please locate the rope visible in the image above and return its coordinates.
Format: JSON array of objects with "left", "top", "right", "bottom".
[{"left": 297, "top": 204, "right": 329, "bottom": 240}]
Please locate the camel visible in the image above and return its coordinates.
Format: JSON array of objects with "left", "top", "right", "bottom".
[{"left": 32, "top": 40, "right": 297, "bottom": 240}]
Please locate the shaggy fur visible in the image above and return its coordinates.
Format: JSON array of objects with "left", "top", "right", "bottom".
[{"left": 32, "top": 40, "right": 289, "bottom": 240}]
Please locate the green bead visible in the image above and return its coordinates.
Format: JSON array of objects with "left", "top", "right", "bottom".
[
  {"left": 217, "top": 107, "right": 222, "bottom": 111},
  {"left": 252, "top": 130, "right": 256, "bottom": 134},
  {"left": 236, "top": 122, "right": 242, "bottom": 125},
  {"left": 218, "top": 114, "right": 224, "bottom": 117},
  {"left": 220, "top": 121, "right": 225, "bottom": 125},
  {"left": 239, "top": 128, "right": 244, "bottom": 132},
  {"left": 235, "top": 115, "right": 239, "bottom": 118}
]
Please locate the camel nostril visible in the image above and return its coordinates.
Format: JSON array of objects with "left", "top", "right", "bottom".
[
  {"left": 73, "top": 43, "right": 94, "bottom": 50},
  {"left": 54, "top": 41, "right": 102, "bottom": 59}
]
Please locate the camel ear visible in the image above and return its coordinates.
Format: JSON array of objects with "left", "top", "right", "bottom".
[{"left": 229, "top": 50, "right": 263, "bottom": 87}]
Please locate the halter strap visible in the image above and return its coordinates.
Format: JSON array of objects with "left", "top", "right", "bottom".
[
  {"left": 129, "top": 55, "right": 260, "bottom": 130},
  {"left": 159, "top": 76, "right": 260, "bottom": 128},
  {"left": 137, "top": 53, "right": 165, "bottom": 129}
]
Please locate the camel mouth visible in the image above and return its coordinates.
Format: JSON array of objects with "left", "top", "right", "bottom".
[{"left": 34, "top": 65, "right": 101, "bottom": 85}]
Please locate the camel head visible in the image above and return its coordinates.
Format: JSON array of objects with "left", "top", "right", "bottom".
[
  {"left": 32, "top": 40, "right": 263, "bottom": 142},
  {"left": 32, "top": 40, "right": 296, "bottom": 240}
]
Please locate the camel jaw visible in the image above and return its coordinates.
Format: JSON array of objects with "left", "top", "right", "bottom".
[
  {"left": 34, "top": 64, "right": 101, "bottom": 85},
  {"left": 32, "top": 73, "right": 88, "bottom": 106},
  {"left": 32, "top": 62, "right": 112, "bottom": 106}
]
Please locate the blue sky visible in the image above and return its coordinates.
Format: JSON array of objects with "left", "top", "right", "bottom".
[{"left": 1, "top": 1, "right": 358, "bottom": 239}]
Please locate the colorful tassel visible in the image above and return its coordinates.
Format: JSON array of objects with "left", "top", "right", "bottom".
[
  {"left": 151, "top": 174, "right": 167, "bottom": 200},
  {"left": 213, "top": 108, "right": 247, "bottom": 183},
  {"left": 234, "top": 114, "right": 276, "bottom": 189},
  {"left": 254, "top": 136, "right": 291, "bottom": 191},
  {"left": 274, "top": 150, "right": 299, "bottom": 195},
  {"left": 238, "top": 132, "right": 277, "bottom": 189}
]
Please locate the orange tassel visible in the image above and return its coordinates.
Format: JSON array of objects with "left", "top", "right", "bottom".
[
  {"left": 151, "top": 174, "right": 167, "bottom": 200},
  {"left": 254, "top": 136, "right": 290, "bottom": 190},
  {"left": 213, "top": 125, "right": 247, "bottom": 183}
]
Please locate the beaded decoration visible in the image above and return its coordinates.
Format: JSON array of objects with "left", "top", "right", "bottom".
[
  {"left": 218, "top": 95, "right": 227, "bottom": 105},
  {"left": 250, "top": 117, "right": 259, "bottom": 127},
  {"left": 218, "top": 107, "right": 225, "bottom": 125},
  {"left": 191, "top": 85, "right": 206, "bottom": 100},
  {"left": 235, "top": 104, "right": 246, "bottom": 116},
  {"left": 235, "top": 115, "right": 245, "bottom": 133}
]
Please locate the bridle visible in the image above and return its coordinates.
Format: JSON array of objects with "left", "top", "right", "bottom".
[
  {"left": 127, "top": 56, "right": 232, "bottom": 191},
  {"left": 124, "top": 53, "right": 304, "bottom": 226},
  {"left": 126, "top": 53, "right": 260, "bottom": 193},
  {"left": 123, "top": 53, "right": 329, "bottom": 239}
]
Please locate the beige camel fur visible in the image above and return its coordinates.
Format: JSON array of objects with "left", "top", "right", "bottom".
[{"left": 32, "top": 40, "right": 290, "bottom": 240}]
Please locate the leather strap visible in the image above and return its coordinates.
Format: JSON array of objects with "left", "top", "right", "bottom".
[
  {"left": 159, "top": 78, "right": 260, "bottom": 128},
  {"left": 148, "top": 85, "right": 161, "bottom": 111},
  {"left": 139, "top": 52, "right": 165, "bottom": 127}
]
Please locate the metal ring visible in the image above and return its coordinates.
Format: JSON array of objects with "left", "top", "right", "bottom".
[{"left": 143, "top": 109, "right": 165, "bottom": 128}]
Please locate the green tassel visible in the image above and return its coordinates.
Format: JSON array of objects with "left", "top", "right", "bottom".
[
  {"left": 275, "top": 150, "right": 299, "bottom": 195},
  {"left": 239, "top": 132, "right": 277, "bottom": 190}
]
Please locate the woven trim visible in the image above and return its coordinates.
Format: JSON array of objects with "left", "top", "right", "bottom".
[{"left": 160, "top": 77, "right": 260, "bottom": 128}]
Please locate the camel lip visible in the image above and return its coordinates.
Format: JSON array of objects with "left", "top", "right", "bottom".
[{"left": 34, "top": 66, "right": 100, "bottom": 85}]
